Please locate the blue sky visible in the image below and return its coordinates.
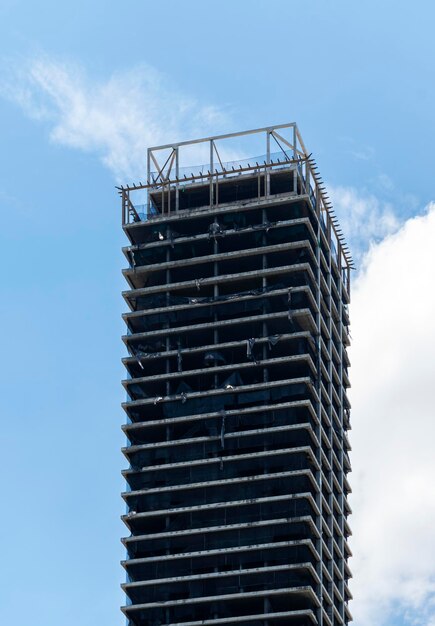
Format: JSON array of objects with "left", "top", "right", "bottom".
[{"left": 1, "top": 2, "right": 435, "bottom": 625}]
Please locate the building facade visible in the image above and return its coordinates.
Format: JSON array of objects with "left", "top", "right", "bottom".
[{"left": 120, "top": 124, "right": 353, "bottom": 626}]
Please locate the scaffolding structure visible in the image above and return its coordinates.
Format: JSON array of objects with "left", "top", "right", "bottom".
[{"left": 120, "top": 124, "right": 353, "bottom": 626}]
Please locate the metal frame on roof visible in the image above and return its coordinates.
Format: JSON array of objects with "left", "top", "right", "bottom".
[{"left": 117, "top": 123, "right": 354, "bottom": 270}]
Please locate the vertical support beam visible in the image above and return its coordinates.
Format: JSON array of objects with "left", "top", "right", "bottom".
[
  {"left": 146, "top": 149, "right": 151, "bottom": 217},
  {"left": 122, "top": 190, "right": 126, "bottom": 225},
  {"left": 215, "top": 171, "right": 219, "bottom": 207},
  {"left": 266, "top": 131, "right": 271, "bottom": 196},
  {"left": 210, "top": 140, "right": 214, "bottom": 207},
  {"left": 305, "top": 164, "right": 309, "bottom": 200},
  {"left": 175, "top": 147, "right": 179, "bottom": 212},
  {"left": 213, "top": 246, "right": 219, "bottom": 390},
  {"left": 262, "top": 208, "right": 268, "bottom": 381}
]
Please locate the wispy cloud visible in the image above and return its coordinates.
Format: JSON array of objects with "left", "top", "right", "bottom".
[
  {"left": 329, "top": 184, "right": 401, "bottom": 263},
  {"left": 338, "top": 136, "right": 375, "bottom": 163},
  {"left": 350, "top": 202, "right": 435, "bottom": 625},
  {"left": 0, "top": 56, "right": 231, "bottom": 182},
  {"left": 350, "top": 146, "right": 375, "bottom": 162}
]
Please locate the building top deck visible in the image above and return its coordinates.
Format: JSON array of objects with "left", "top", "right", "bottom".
[{"left": 118, "top": 123, "right": 354, "bottom": 271}]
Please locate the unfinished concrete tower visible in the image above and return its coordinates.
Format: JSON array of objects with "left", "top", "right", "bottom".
[{"left": 120, "top": 124, "right": 353, "bottom": 626}]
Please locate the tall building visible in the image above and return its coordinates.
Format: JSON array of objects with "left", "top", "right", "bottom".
[{"left": 120, "top": 124, "right": 353, "bottom": 626}]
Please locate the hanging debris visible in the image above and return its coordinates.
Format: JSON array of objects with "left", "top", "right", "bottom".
[
  {"left": 220, "top": 410, "right": 226, "bottom": 449},
  {"left": 204, "top": 351, "right": 226, "bottom": 367},
  {"left": 267, "top": 334, "right": 281, "bottom": 348}
]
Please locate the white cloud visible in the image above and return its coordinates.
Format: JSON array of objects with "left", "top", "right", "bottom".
[
  {"left": 350, "top": 146, "right": 375, "bottom": 162},
  {"left": 349, "top": 202, "right": 435, "bottom": 625},
  {"left": 377, "top": 173, "right": 395, "bottom": 192},
  {"left": 0, "top": 56, "right": 231, "bottom": 182},
  {"left": 329, "top": 185, "right": 401, "bottom": 264}
]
